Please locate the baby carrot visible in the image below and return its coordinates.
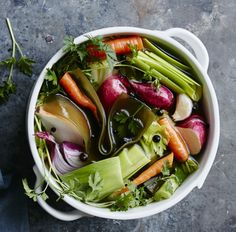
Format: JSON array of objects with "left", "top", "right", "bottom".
[
  {"left": 59, "top": 72, "right": 98, "bottom": 120},
  {"left": 159, "top": 117, "right": 189, "bottom": 162},
  {"left": 132, "top": 152, "right": 174, "bottom": 186}
]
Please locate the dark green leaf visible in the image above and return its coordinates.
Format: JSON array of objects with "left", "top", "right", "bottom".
[
  {"left": 63, "top": 36, "right": 77, "bottom": 53},
  {"left": 17, "top": 56, "right": 35, "bottom": 76},
  {"left": 0, "top": 57, "right": 16, "bottom": 68},
  {"left": 0, "top": 79, "right": 16, "bottom": 103},
  {"left": 116, "top": 125, "right": 126, "bottom": 138},
  {"left": 128, "top": 118, "right": 143, "bottom": 135},
  {"left": 114, "top": 110, "right": 129, "bottom": 124},
  {"left": 45, "top": 69, "right": 58, "bottom": 86}
]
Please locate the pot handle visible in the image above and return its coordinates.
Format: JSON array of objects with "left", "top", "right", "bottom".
[
  {"left": 164, "top": 28, "right": 209, "bottom": 71},
  {"left": 33, "top": 166, "right": 86, "bottom": 221}
]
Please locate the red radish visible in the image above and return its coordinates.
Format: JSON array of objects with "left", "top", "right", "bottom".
[
  {"left": 176, "top": 114, "right": 207, "bottom": 155},
  {"left": 129, "top": 82, "right": 174, "bottom": 110},
  {"left": 97, "top": 75, "right": 128, "bottom": 112}
]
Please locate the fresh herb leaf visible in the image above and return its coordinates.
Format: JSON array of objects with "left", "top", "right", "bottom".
[
  {"left": 128, "top": 117, "right": 143, "bottom": 135},
  {"left": 63, "top": 35, "right": 117, "bottom": 70},
  {"left": 140, "top": 121, "right": 168, "bottom": 159},
  {"left": 110, "top": 182, "right": 152, "bottom": 211},
  {"left": 161, "top": 160, "right": 171, "bottom": 176},
  {"left": 63, "top": 36, "right": 88, "bottom": 62},
  {"left": 114, "top": 110, "right": 129, "bottom": 124},
  {"left": 0, "top": 79, "right": 16, "bottom": 103},
  {"left": 17, "top": 56, "right": 35, "bottom": 76},
  {"left": 0, "top": 57, "right": 16, "bottom": 68},
  {"left": 63, "top": 36, "right": 77, "bottom": 53},
  {"left": 22, "top": 179, "right": 38, "bottom": 202},
  {"left": 88, "top": 172, "right": 103, "bottom": 192},
  {"left": 113, "top": 106, "right": 144, "bottom": 139},
  {"left": 45, "top": 69, "right": 58, "bottom": 86},
  {"left": 36, "top": 68, "right": 61, "bottom": 106}
]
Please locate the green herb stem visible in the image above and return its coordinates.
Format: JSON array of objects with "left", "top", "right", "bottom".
[{"left": 6, "top": 18, "right": 16, "bottom": 82}]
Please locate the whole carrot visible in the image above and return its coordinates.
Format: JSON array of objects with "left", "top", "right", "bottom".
[
  {"left": 106, "top": 36, "right": 144, "bottom": 55},
  {"left": 59, "top": 72, "right": 98, "bottom": 120},
  {"left": 159, "top": 117, "right": 189, "bottom": 162},
  {"left": 87, "top": 36, "right": 144, "bottom": 58},
  {"left": 132, "top": 152, "right": 174, "bottom": 186}
]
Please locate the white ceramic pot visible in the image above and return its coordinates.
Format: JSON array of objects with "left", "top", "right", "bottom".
[{"left": 27, "top": 27, "right": 220, "bottom": 221}]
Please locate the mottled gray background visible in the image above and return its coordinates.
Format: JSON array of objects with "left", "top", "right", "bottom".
[{"left": 0, "top": 0, "right": 236, "bottom": 231}]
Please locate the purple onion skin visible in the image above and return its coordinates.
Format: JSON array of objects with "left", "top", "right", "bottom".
[
  {"left": 177, "top": 114, "right": 207, "bottom": 145},
  {"left": 129, "top": 82, "right": 175, "bottom": 110},
  {"left": 60, "top": 141, "right": 84, "bottom": 154},
  {"left": 35, "top": 132, "right": 86, "bottom": 174}
]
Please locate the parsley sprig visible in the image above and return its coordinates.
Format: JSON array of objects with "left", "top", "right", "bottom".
[
  {"left": 36, "top": 68, "right": 62, "bottom": 106},
  {"left": 0, "top": 18, "right": 35, "bottom": 103},
  {"left": 113, "top": 106, "right": 144, "bottom": 139},
  {"left": 63, "top": 35, "right": 117, "bottom": 70},
  {"left": 110, "top": 181, "right": 152, "bottom": 211}
]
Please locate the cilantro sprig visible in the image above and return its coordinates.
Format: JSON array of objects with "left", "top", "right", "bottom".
[{"left": 0, "top": 18, "right": 35, "bottom": 103}]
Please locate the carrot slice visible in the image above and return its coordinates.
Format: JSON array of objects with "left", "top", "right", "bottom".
[
  {"left": 159, "top": 117, "right": 189, "bottom": 162},
  {"left": 59, "top": 72, "right": 98, "bottom": 120}
]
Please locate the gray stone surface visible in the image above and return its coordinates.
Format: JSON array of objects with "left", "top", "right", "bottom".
[{"left": 0, "top": 0, "right": 236, "bottom": 231}]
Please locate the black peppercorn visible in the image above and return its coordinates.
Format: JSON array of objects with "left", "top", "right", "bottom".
[
  {"left": 155, "top": 108, "right": 164, "bottom": 116},
  {"left": 152, "top": 134, "right": 161, "bottom": 142},
  {"left": 193, "top": 102, "right": 199, "bottom": 111},
  {"left": 50, "top": 127, "right": 56, "bottom": 133},
  {"left": 80, "top": 153, "right": 88, "bottom": 162}
]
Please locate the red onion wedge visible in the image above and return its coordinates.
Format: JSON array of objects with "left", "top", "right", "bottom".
[{"left": 35, "top": 132, "right": 88, "bottom": 175}]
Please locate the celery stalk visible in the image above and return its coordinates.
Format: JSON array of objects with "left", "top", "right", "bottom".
[
  {"left": 143, "top": 38, "right": 190, "bottom": 71},
  {"left": 137, "top": 52, "right": 198, "bottom": 100},
  {"left": 129, "top": 57, "right": 185, "bottom": 94},
  {"left": 119, "top": 144, "right": 150, "bottom": 179},
  {"left": 153, "top": 175, "right": 179, "bottom": 201},
  {"left": 144, "top": 51, "right": 200, "bottom": 87},
  {"left": 61, "top": 157, "right": 124, "bottom": 201}
]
